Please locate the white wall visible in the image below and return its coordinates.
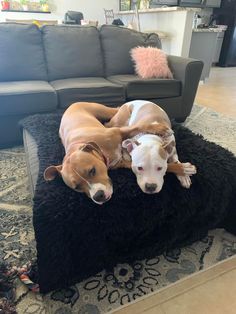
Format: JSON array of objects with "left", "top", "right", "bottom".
[
  {"left": 53, "top": 0, "right": 118, "bottom": 24},
  {"left": 0, "top": 0, "right": 118, "bottom": 24}
]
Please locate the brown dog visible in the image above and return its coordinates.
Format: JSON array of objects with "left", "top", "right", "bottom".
[{"left": 44, "top": 102, "right": 171, "bottom": 204}]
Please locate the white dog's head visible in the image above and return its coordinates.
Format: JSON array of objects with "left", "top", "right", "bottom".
[{"left": 122, "top": 137, "right": 169, "bottom": 193}]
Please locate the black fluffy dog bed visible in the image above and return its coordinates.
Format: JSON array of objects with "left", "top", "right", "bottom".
[{"left": 20, "top": 113, "right": 236, "bottom": 293}]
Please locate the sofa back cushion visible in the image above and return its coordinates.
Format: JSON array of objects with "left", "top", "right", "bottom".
[
  {"left": 0, "top": 23, "right": 47, "bottom": 82},
  {"left": 42, "top": 25, "right": 104, "bottom": 81},
  {"left": 100, "top": 25, "right": 162, "bottom": 77}
]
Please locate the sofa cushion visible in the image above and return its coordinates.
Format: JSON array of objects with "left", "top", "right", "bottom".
[
  {"left": 100, "top": 25, "right": 162, "bottom": 76},
  {"left": 108, "top": 75, "right": 181, "bottom": 99},
  {"left": 50, "top": 77, "right": 126, "bottom": 108},
  {"left": 0, "top": 23, "right": 47, "bottom": 82},
  {"left": 42, "top": 25, "right": 104, "bottom": 81},
  {"left": 0, "top": 81, "right": 57, "bottom": 116}
]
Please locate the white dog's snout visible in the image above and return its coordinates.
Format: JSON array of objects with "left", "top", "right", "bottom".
[{"left": 145, "top": 183, "right": 157, "bottom": 193}]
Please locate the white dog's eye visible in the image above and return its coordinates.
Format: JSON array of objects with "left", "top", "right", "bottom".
[
  {"left": 157, "top": 167, "right": 163, "bottom": 171},
  {"left": 138, "top": 166, "right": 143, "bottom": 171}
]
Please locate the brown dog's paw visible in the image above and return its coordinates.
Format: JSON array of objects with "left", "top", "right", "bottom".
[
  {"left": 181, "top": 162, "right": 197, "bottom": 175},
  {"left": 104, "top": 121, "right": 112, "bottom": 128},
  {"left": 177, "top": 174, "right": 192, "bottom": 188},
  {"left": 144, "top": 123, "right": 173, "bottom": 137}
]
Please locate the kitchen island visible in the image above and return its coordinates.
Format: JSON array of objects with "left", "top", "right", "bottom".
[
  {"left": 119, "top": 6, "right": 199, "bottom": 57},
  {"left": 189, "top": 28, "right": 226, "bottom": 80}
]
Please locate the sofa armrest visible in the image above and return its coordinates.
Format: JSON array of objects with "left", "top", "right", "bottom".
[{"left": 168, "top": 55, "right": 204, "bottom": 119}]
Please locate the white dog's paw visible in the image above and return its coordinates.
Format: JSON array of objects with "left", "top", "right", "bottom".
[
  {"left": 182, "top": 162, "right": 197, "bottom": 176},
  {"left": 177, "top": 174, "right": 192, "bottom": 189}
]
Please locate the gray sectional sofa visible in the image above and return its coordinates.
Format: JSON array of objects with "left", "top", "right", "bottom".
[{"left": 0, "top": 23, "right": 203, "bottom": 147}]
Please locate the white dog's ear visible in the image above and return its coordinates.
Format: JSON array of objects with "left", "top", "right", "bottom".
[
  {"left": 122, "top": 139, "right": 140, "bottom": 153},
  {"left": 162, "top": 140, "right": 175, "bottom": 154},
  {"left": 44, "top": 165, "right": 62, "bottom": 181}
]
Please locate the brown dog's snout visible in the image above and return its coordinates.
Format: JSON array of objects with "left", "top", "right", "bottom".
[
  {"left": 93, "top": 190, "right": 106, "bottom": 203},
  {"left": 145, "top": 183, "right": 157, "bottom": 193}
]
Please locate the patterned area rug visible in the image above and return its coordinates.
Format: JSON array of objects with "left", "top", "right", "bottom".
[{"left": 0, "top": 104, "right": 236, "bottom": 314}]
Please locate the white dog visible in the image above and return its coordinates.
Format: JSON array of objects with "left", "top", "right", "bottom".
[{"left": 106, "top": 100, "right": 197, "bottom": 193}]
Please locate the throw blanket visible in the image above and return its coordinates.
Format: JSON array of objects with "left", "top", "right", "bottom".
[{"left": 20, "top": 113, "right": 236, "bottom": 293}]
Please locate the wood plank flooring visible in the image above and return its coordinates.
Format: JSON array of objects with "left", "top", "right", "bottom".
[
  {"left": 112, "top": 256, "right": 236, "bottom": 314},
  {"left": 195, "top": 67, "right": 236, "bottom": 117}
]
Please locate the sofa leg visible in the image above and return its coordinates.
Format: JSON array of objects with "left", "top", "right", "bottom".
[{"left": 175, "top": 117, "right": 187, "bottom": 123}]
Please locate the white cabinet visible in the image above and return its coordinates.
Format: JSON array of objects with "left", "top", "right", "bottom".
[
  {"left": 205, "top": 0, "right": 221, "bottom": 7},
  {"left": 213, "top": 32, "right": 225, "bottom": 63}
]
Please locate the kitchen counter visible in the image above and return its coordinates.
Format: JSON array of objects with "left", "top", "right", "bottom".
[
  {"left": 118, "top": 6, "right": 201, "bottom": 15},
  {"left": 193, "top": 28, "right": 226, "bottom": 33},
  {"left": 119, "top": 6, "right": 200, "bottom": 14}
]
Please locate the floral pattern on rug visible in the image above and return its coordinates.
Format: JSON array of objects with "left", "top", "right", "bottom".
[{"left": 0, "top": 105, "right": 236, "bottom": 314}]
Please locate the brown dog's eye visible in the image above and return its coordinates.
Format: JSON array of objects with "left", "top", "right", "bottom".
[
  {"left": 75, "top": 184, "right": 81, "bottom": 191},
  {"left": 89, "top": 167, "right": 96, "bottom": 177}
]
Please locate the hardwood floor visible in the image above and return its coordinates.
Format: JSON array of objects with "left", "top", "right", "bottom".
[
  {"left": 112, "top": 256, "right": 236, "bottom": 314},
  {"left": 195, "top": 67, "right": 236, "bottom": 117}
]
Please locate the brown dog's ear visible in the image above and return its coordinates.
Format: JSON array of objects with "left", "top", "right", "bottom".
[
  {"left": 81, "top": 142, "right": 109, "bottom": 166},
  {"left": 44, "top": 165, "right": 62, "bottom": 181}
]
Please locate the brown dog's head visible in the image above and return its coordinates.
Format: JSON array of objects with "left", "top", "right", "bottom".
[{"left": 44, "top": 142, "right": 113, "bottom": 205}]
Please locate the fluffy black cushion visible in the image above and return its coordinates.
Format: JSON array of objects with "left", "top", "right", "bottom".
[{"left": 20, "top": 113, "right": 236, "bottom": 293}]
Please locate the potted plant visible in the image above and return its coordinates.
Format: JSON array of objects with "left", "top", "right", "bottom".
[
  {"left": 40, "top": 0, "right": 49, "bottom": 12},
  {"left": 20, "top": 0, "right": 28, "bottom": 11},
  {"left": 1, "top": 0, "right": 10, "bottom": 11}
]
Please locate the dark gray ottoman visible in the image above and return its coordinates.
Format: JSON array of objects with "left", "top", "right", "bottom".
[{"left": 20, "top": 113, "right": 236, "bottom": 293}]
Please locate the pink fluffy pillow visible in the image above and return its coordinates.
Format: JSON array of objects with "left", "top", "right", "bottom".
[{"left": 130, "top": 46, "right": 173, "bottom": 79}]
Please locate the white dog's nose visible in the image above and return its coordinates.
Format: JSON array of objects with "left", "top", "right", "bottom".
[{"left": 145, "top": 183, "right": 157, "bottom": 193}]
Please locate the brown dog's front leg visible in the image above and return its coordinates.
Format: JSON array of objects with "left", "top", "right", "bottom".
[
  {"left": 139, "top": 122, "right": 173, "bottom": 137},
  {"left": 113, "top": 159, "right": 131, "bottom": 169},
  {"left": 119, "top": 123, "right": 172, "bottom": 140},
  {"left": 167, "top": 162, "right": 186, "bottom": 176},
  {"left": 167, "top": 162, "right": 197, "bottom": 176},
  {"left": 119, "top": 125, "right": 141, "bottom": 139}
]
